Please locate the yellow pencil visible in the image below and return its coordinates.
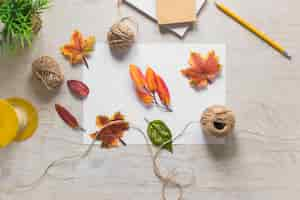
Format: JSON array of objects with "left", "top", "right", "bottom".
[{"left": 215, "top": 2, "right": 291, "bottom": 60}]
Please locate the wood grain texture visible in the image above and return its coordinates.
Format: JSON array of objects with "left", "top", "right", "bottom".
[{"left": 0, "top": 0, "right": 300, "bottom": 199}]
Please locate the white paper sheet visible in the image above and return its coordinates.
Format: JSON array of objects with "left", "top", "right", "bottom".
[
  {"left": 124, "top": 0, "right": 207, "bottom": 38},
  {"left": 83, "top": 43, "right": 226, "bottom": 144}
]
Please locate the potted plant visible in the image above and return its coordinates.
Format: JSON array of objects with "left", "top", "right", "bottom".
[{"left": 0, "top": 0, "right": 50, "bottom": 51}]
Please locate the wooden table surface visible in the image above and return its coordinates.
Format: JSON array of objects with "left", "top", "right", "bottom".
[{"left": 1, "top": 0, "right": 300, "bottom": 199}]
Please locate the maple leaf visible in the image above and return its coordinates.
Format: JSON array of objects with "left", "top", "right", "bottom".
[
  {"left": 90, "top": 112, "right": 129, "bottom": 148},
  {"left": 181, "top": 51, "right": 221, "bottom": 89},
  {"left": 60, "top": 30, "right": 96, "bottom": 69}
]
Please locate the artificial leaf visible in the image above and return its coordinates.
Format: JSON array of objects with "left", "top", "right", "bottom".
[
  {"left": 129, "top": 64, "right": 147, "bottom": 90},
  {"left": 55, "top": 104, "right": 84, "bottom": 131},
  {"left": 96, "top": 112, "right": 125, "bottom": 128},
  {"left": 60, "top": 30, "right": 96, "bottom": 69},
  {"left": 129, "top": 65, "right": 172, "bottom": 111},
  {"left": 181, "top": 50, "right": 221, "bottom": 89},
  {"left": 145, "top": 67, "right": 157, "bottom": 93},
  {"left": 67, "top": 80, "right": 90, "bottom": 98},
  {"left": 90, "top": 112, "right": 129, "bottom": 148},
  {"left": 135, "top": 87, "right": 154, "bottom": 105},
  {"left": 156, "top": 75, "right": 171, "bottom": 107},
  {"left": 147, "top": 120, "right": 173, "bottom": 153}
]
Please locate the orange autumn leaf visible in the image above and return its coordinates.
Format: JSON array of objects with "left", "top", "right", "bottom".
[
  {"left": 60, "top": 30, "right": 96, "bottom": 69},
  {"left": 129, "top": 65, "right": 172, "bottom": 111},
  {"left": 135, "top": 87, "right": 154, "bottom": 105},
  {"left": 145, "top": 67, "right": 157, "bottom": 93},
  {"left": 182, "top": 50, "right": 221, "bottom": 89},
  {"left": 129, "top": 64, "right": 147, "bottom": 90},
  {"left": 96, "top": 112, "right": 125, "bottom": 128},
  {"left": 156, "top": 75, "right": 171, "bottom": 107},
  {"left": 91, "top": 112, "right": 129, "bottom": 148}
]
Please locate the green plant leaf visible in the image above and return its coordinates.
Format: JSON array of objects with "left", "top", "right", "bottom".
[{"left": 147, "top": 120, "right": 173, "bottom": 153}]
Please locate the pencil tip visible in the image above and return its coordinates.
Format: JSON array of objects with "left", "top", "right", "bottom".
[{"left": 282, "top": 51, "right": 292, "bottom": 60}]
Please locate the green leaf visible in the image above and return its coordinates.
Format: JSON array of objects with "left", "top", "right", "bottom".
[{"left": 147, "top": 120, "right": 173, "bottom": 153}]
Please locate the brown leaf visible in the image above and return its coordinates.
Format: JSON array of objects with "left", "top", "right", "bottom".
[
  {"left": 155, "top": 75, "right": 171, "bottom": 107},
  {"left": 67, "top": 80, "right": 90, "bottom": 98},
  {"left": 90, "top": 113, "right": 129, "bottom": 148},
  {"left": 55, "top": 104, "right": 84, "bottom": 130}
]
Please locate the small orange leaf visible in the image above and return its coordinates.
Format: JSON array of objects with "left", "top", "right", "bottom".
[
  {"left": 135, "top": 87, "right": 154, "bottom": 105},
  {"left": 129, "top": 64, "right": 147, "bottom": 90},
  {"left": 182, "top": 50, "right": 221, "bottom": 89},
  {"left": 156, "top": 75, "right": 171, "bottom": 106},
  {"left": 60, "top": 30, "right": 95, "bottom": 69},
  {"left": 145, "top": 67, "right": 157, "bottom": 93}
]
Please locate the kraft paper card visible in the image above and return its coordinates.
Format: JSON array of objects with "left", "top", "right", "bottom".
[
  {"left": 157, "top": 0, "right": 196, "bottom": 25},
  {"left": 83, "top": 43, "right": 226, "bottom": 144},
  {"left": 124, "top": 0, "right": 206, "bottom": 38}
]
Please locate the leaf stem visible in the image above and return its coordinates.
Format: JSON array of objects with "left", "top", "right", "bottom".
[
  {"left": 144, "top": 118, "right": 150, "bottom": 124},
  {"left": 152, "top": 92, "right": 159, "bottom": 105},
  {"left": 119, "top": 138, "right": 127, "bottom": 146},
  {"left": 77, "top": 126, "right": 86, "bottom": 132},
  {"left": 82, "top": 56, "right": 89, "bottom": 69},
  {"left": 165, "top": 106, "right": 173, "bottom": 112},
  {"left": 154, "top": 102, "right": 173, "bottom": 112},
  {"left": 151, "top": 93, "right": 173, "bottom": 112}
]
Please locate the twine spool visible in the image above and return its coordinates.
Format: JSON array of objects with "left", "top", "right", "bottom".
[
  {"left": 107, "top": 17, "right": 138, "bottom": 52},
  {"left": 32, "top": 56, "right": 64, "bottom": 90},
  {"left": 0, "top": 98, "right": 38, "bottom": 148},
  {"left": 201, "top": 105, "right": 235, "bottom": 137}
]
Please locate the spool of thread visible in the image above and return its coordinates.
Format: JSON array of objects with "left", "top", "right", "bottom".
[
  {"left": 200, "top": 105, "right": 235, "bottom": 137},
  {"left": 0, "top": 97, "right": 38, "bottom": 148}
]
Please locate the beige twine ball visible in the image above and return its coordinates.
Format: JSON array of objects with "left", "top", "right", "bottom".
[
  {"left": 200, "top": 105, "right": 235, "bottom": 137},
  {"left": 107, "top": 17, "right": 137, "bottom": 52},
  {"left": 32, "top": 56, "right": 64, "bottom": 90}
]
